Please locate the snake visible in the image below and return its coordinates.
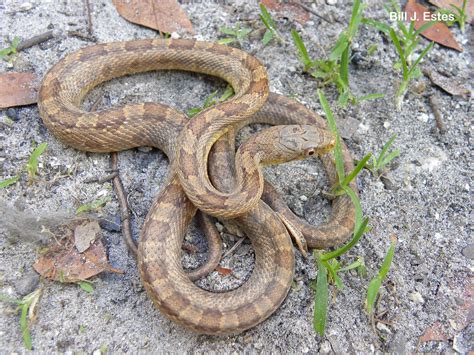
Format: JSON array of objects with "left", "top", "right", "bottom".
[{"left": 38, "top": 39, "right": 357, "bottom": 334}]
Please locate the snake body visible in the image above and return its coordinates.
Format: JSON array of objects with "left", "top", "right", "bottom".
[{"left": 38, "top": 39, "right": 357, "bottom": 334}]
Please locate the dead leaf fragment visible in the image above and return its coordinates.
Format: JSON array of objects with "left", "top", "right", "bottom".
[
  {"left": 33, "top": 225, "right": 122, "bottom": 283},
  {"left": 216, "top": 266, "right": 232, "bottom": 276},
  {"left": 74, "top": 221, "right": 102, "bottom": 253},
  {"left": 112, "top": 0, "right": 194, "bottom": 35},
  {"left": 0, "top": 72, "right": 38, "bottom": 108},
  {"left": 419, "top": 321, "right": 448, "bottom": 342},
  {"left": 423, "top": 68, "right": 471, "bottom": 96},
  {"left": 428, "top": 0, "right": 474, "bottom": 24},
  {"left": 261, "top": 0, "right": 310, "bottom": 24},
  {"left": 405, "top": 0, "right": 463, "bottom": 52}
]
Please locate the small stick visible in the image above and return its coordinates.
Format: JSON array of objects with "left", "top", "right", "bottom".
[
  {"left": 67, "top": 30, "right": 96, "bottom": 42},
  {"left": 222, "top": 237, "right": 245, "bottom": 259},
  {"left": 83, "top": 172, "right": 117, "bottom": 184},
  {"left": 84, "top": 0, "right": 93, "bottom": 35},
  {"left": 428, "top": 95, "right": 446, "bottom": 134},
  {"left": 295, "top": 2, "right": 332, "bottom": 24},
  {"left": 16, "top": 30, "right": 54, "bottom": 51}
]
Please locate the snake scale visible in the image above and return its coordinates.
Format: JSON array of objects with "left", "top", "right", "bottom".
[{"left": 38, "top": 39, "right": 357, "bottom": 334}]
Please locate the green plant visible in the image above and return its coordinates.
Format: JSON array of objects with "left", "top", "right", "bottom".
[
  {"left": 259, "top": 3, "right": 283, "bottom": 45},
  {"left": 78, "top": 281, "right": 94, "bottom": 293},
  {"left": 313, "top": 90, "right": 371, "bottom": 335},
  {"left": 187, "top": 85, "right": 234, "bottom": 117},
  {"left": 291, "top": 1, "right": 383, "bottom": 106},
  {"left": 389, "top": 27, "right": 434, "bottom": 110},
  {"left": 0, "top": 36, "right": 20, "bottom": 63},
  {"left": 0, "top": 142, "right": 48, "bottom": 188},
  {"left": 218, "top": 23, "right": 252, "bottom": 45},
  {"left": 437, "top": 0, "right": 468, "bottom": 33},
  {"left": 26, "top": 142, "right": 48, "bottom": 183},
  {"left": 366, "top": 134, "right": 400, "bottom": 176},
  {"left": 363, "top": 2, "right": 436, "bottom": 109},
  {"left": 76, "top": 196, "right": 111, "bottom": 214},
  {"left": 0, "top": 288, "right": 42, "bottom": 350},
  {"left": 366, "top": 235, "right": 397, "bottom": 314}
]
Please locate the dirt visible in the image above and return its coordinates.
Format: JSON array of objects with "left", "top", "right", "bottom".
[{"left": 0, "top": 0, "right": 472, "bottom": 353}]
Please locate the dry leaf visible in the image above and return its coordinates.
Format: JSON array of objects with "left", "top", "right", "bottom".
[
  {"left": 423, "top": 68, "right": 471, "bottom": 96},
  {"left": 112, "top": 0, "right": 194, "bottom": 35},
  {"left": 33, "top": 225, "right": 122, "bottom": 283},
  {"left": 74, "top": 221, "right": 102, "bottom": 253},
  {"left": 419, "top": 321, "right": 448, "bottom": 342},
  {"left": 405, "top": 0, "right": 463, "bottom": 52},
  {"left": 216, "top": 266, "right": 232, "bottom": 276},
  {"left": 0, "top": 72, "right": 38, "bottom": 108},
  {"left": 428, "top": 0, "right": 474, "bottom": 24},
  {"left": 261, "top": 0, "right": 310, "bottom": 25}
]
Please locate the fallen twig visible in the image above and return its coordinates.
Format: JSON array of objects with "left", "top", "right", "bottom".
[
  {"left": 295, "top": 2, "right": 332, "bottom": 24},
  {"left": 16, "top": 31, "right": 54, "bottom": 51},
  {"left": 67, "top": 30, "right": 97, "bottom": 42},
  {"left": 222, "top": 237, "right": 245, "bottom": 259},
  {"left": 84, "top": 0, "right": 93, "bottom": 35},
  {"left": 428, "top": 95, "right": 446, "bottom": 134}
]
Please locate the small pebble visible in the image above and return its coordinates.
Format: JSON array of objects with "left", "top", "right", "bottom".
[
  {"left": 383, "top": 121, "right": 391, "bottom": 129},
  {"left": 100, "top": 215, "right": 122, "bottom": 233},
  {"left": 137, "top": 146, "right": 152, "bottom": 153},
  {"left": 376, "top": 322, "right": 392, "bottom": 333},
  {"left": 409, "top": 291, "right": 425, "bottom": 304},
  {"left": 417, "top": 113, "right": 429, "bottom": 123},
  {"left": 326, "top": 0, "right": 337, "bottom": 5},
  {"left": 461, "top": 244, "right": 474, "bottom": 260},
  {"left": 300, "top": 195, "right": 308, "bottom": 202},
  {"left": 6, "top": 108, "right": 18, "bottom": 121},
  {"left": 19, "top": 2, "right": 33, "bottom": 11},
  {"left": 320, "top": 341, "right": 332, "bottom": 353},
  {"left": 13, "top": 269, "right": 40, "bottom": 296}
]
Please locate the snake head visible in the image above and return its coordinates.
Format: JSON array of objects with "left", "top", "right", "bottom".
[{"left": 275, "top": 125, "right": 336, "bottom": 162}]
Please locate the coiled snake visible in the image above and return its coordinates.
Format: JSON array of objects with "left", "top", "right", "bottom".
[{"left": 38, "top": 39, "right": 356, "bottom": 334}]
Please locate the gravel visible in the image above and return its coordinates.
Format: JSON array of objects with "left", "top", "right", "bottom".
[{"left": 0, "top": 0, "right": 472, "bottom": 352}]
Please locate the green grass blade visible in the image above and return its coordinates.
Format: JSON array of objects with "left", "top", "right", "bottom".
[
  {"left": 362, "top": 18, "right": 391, "bottom": 34},
  {"left": 339, "top": 153, "right": 371, "bottom": 188},
  {"left": 348, "top": 0, "right": 361, "bottom": 37},
  {"left": 262, "top": 30, "right": 273, "bottom": 45},
  {"left": 313, "top": 255, "right": 329, "bottom": 335},
  {"left": 379, "top": 149, "right": 400, "bottom": 168},
  {"left": 321, "top": 217, "right": 368, "bottom": 261},
  {"left": 291, "top": 29, "right": 312, "bottom": 70},
  {"left": 0, "top": 293, "right": 22, "bottom": 304},
  {"left": 377, "top": 134, "right": 397, "bottom": 164},
  {"left": 317, "top": 89, "right": 345, "bottom": 183},
  {"left": 340, "top": 46, "right": 350, "bottom": 86},
  {"left": 219, "top": 26, "right": 237, "bottom": 36},
  {"left": 259, "top": 3, "right": 275, "bottom": 30},
  {"left": 366, "top": 236, "right": 397, "bottom": 313},
  {"left": 358, "top": 93, "right": 385, "bottom": 101},
  {"left": 389, "top": 29, "right": 408, "bottom": 81},
  {"left": 217, "top": 37, "right": 236, "bottom": 45},
  {"left": 27, "top": 142, "right": 48, "bottom": 179},
  {"left": 329, "top": 33, "right": 349, "bottom": 61},
  {"left": 407, "top": 42, "right": 434, "bottom": 78},
  {"left": 20, "top": 303, "right": 32, "bottom": 350},
  {"left": 0, "top": 176, "right": 19, "bottom": 189}
]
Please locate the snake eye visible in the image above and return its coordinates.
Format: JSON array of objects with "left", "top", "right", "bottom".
[{"left": 305, "top": 148, "right": 315, "bottom": 157}]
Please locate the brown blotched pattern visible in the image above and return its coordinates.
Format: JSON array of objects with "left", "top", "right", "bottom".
[{"left": 38, "top": 40, "right": 357, "bottom": 334}]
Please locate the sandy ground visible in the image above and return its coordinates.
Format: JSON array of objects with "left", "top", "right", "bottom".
[{"left": 0, "top": 0, "right": 472, "bottom": 352}]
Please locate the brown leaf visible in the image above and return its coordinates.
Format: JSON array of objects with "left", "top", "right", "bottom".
[
  {"left": 428, "top": 0, "right": 474, "bottom": 24},
  {"left": 405, "top": 0, "right": 463, "bottom": 52},
  {"left": 419, "top": 321, "right": 448, "bottom": 342},
  {"left": 33, "top": 225, "right": 122, "bottom": 283},
  {"left": 74, "top": 221, "right": 102, "bottom": 253},
  {"left": 423, "top": 68, "right": 471, "bottom": 96},
  {"left": 0, "top": 72, "right": 38, "bottom": 109},
  {"left": 216, "top": 266, "right": 232, "bottom": 276},
  {"left": 112, "top": 0, "right": 194, "bottom": 35},
  {"left": 261, "top": 0, "right": 310, "bottom": 24}
]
